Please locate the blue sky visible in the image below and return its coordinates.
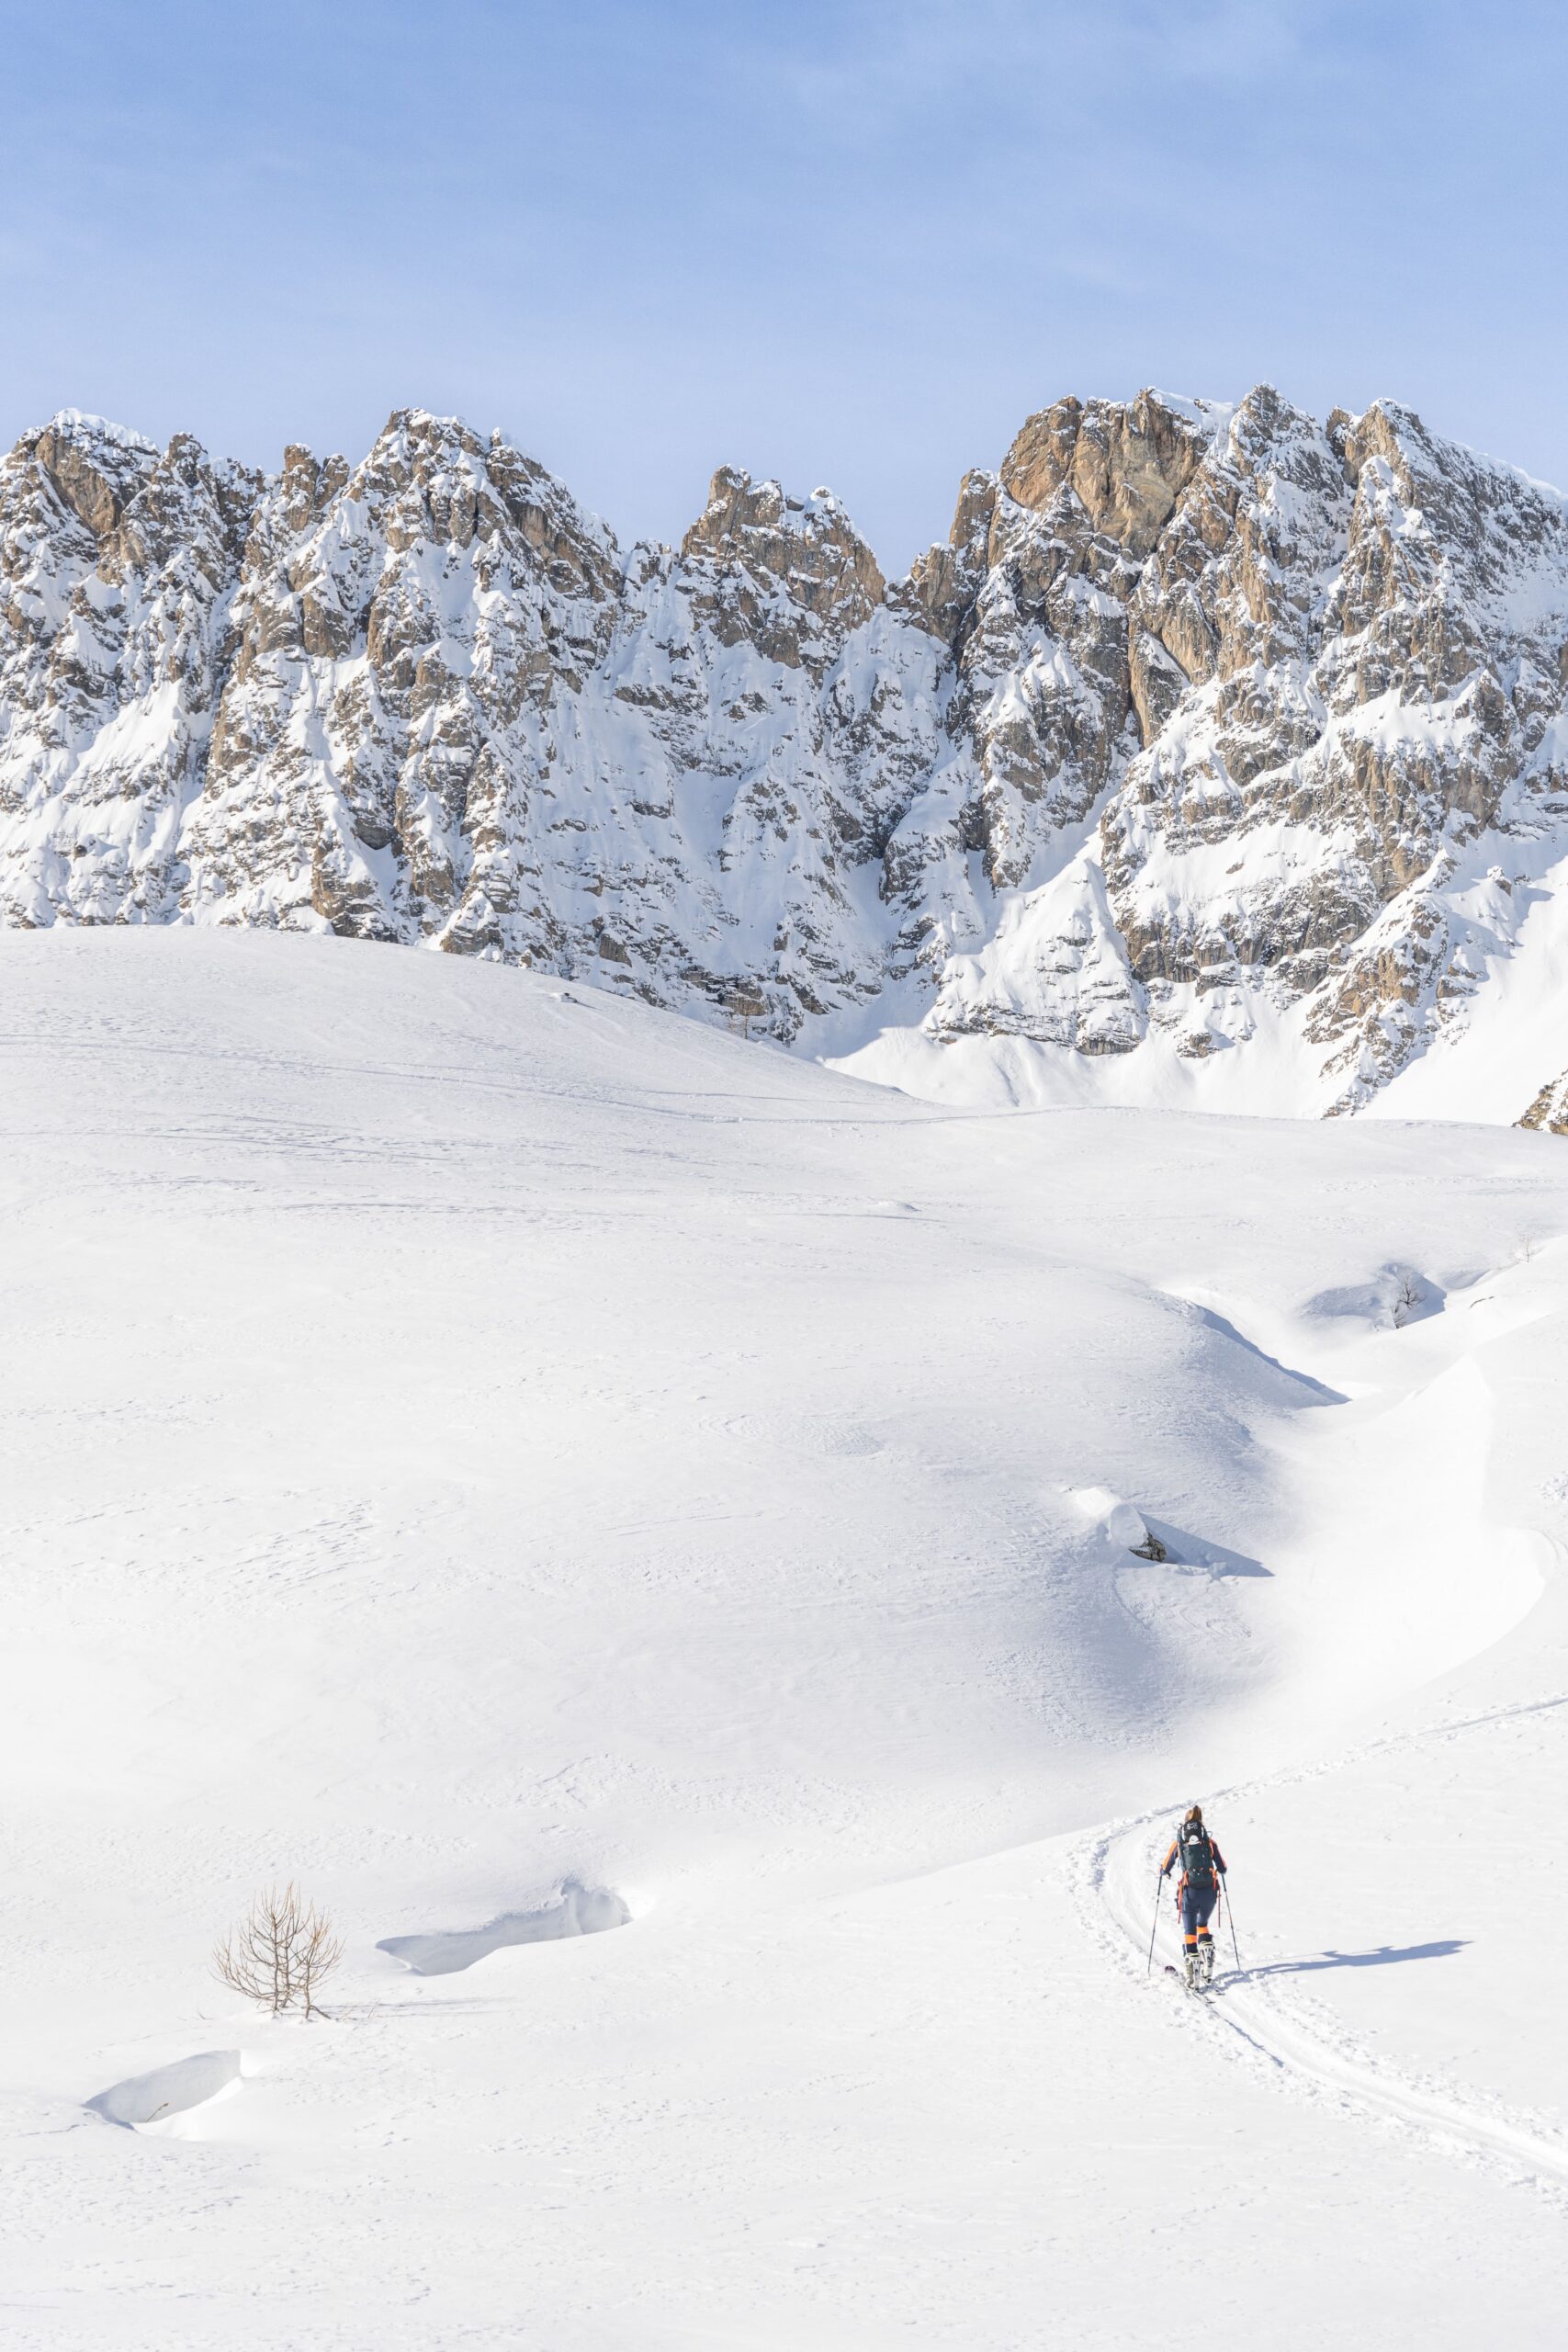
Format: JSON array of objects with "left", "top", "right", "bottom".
[{"left": 3, "top": 0, "right": 1564, "bottom": 569}]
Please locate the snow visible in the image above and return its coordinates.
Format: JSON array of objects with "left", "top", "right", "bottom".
[
  {"left": 39, "top": 408, "right": 161, "bottom": 453},
  {"left": 1367, "top": 842, "right": 1568, "bottom": 1123},
  {"left": 86, "top": 2051, "right": 243, "bottom": 2132},
  {"left": 5, "top": 925, "right": 1568, "bottom": 2347},
  {"left": 377, "top": 1885, "right": 632, "bottom": 1976},
  {"left": 836, "top": 808, "right": 1568, "bottom": 1126},
  {"left": 1145, "top": 387, "right": 1240, "bottom": 449}
]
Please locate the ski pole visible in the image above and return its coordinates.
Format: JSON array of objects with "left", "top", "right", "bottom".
[
  {"left": 1145, "top": 1875, "right": 1163, "bottom": 1974},
  {"left": 1222, "top": 1878, "right": 1241, "bottom": 1973}
]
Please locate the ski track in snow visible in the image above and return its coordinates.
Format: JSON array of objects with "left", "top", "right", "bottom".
[
  {"left": 1080, "top": 1267, "right": 1568, "bottom": 2204},
  {"left": 1081, "top": 1697, "right": 1568, "bottom": 2205}
]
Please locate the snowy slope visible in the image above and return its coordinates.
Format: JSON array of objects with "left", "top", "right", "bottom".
[{"left": 5, "top": 928, "right": 1568, "bottom": 2348}]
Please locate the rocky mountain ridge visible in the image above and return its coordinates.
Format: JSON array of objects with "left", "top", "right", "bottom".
[{"left": 3, "top": 390, "right": 1566, "bottom": 1126}]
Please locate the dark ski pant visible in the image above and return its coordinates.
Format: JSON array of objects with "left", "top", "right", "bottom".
[{"left": 1179, "top": 1882, "right": 1217, "bottom": 1954}]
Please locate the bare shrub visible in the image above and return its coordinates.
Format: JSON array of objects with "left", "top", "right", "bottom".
[
  {"left": 295, "top": 1904, "right": 344, "bottom": 2019},
  {"left": 1392, "top": 1272, "right": 1422, "bottom": 1328},
  {"left": 213, "top": 1883, "right": 344, "bottom": 2020}
]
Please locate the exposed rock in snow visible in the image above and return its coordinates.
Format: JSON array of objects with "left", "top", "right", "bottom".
[
  {"left": 1519, "top": 1069, "right": 1568, "bottom": 1135},
  {"left": 3, "top": 390, "right": 1566, "bottom": 1113}
]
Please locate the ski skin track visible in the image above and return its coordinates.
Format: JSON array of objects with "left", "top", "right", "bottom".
[
  {"left": 1078, "top": 1690, "right": 1568, "bottom": 2202},
  {"left": 1057, "top": 1263, "right": 1568, "bottom": 2204}
]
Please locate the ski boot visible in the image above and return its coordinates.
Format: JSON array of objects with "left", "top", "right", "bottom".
[
  {"left": 1183, "top": 1951, "right": 1199, "bottom": 1988},
  {"left": 1201, "top": 1942, "right": 1216, "bottom": 1986}
]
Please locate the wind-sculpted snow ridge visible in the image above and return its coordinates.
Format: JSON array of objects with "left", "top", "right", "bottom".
[
  {"left": 87, "top": 2050, "right": 242, "bottom": 2132},
  {"left": 378, "top": 1883, "right": 630, "bottom": 1975},
  {"left": 3, "top": 390, "right": 1567, "bottom": 1119}
]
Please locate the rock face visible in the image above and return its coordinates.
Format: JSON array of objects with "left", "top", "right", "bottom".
[
  {"left": 1519, "top": 1071, "right": 1568, "bottom": 1136},
  {"left": 4, "top": 390, "right": 1567, "bottom": 1114}
]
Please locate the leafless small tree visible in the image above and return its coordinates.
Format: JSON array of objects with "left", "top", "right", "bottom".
[
  {"left": 1392, "top": 1272, "right": 1422, "bottom": 1328},
  {"left": 295, "top": 1904, "right": 344, "bottom": 2020},
  {"left": 213, "top": 1883, "right": 344, "bottom": 2020}
]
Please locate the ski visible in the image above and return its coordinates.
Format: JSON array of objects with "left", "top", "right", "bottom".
[{"left": 1164, "top": 1963, "right": 1226, "bottom": 1996}]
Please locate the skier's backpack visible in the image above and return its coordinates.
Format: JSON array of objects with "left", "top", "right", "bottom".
[{"left": 1179, "top": 1821, "right": 1217, "bottom": 1892}]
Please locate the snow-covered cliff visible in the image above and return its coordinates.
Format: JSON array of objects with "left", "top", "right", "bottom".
[{"left": 4, "top": 390, "right": 1566, "bottom": 1120}]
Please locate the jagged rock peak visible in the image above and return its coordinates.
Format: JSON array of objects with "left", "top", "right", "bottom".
[
  {"left": 3, "top": 386, "right": 1567, "bottom": 1127},
  {"left": 257, "top": 407, "right": 623, "bottom": 586},
  {"left": 896, "top": 469, "right": 998, "bottom": 644},
  {"left": 682, "top": 463, "right": 886, "bottom": 631},
  {"left": 28, "top": 410, "right": 162, "bottom": 537},
  {"left": 998, "top": 388, "right": 1232, "bottom": 556}
]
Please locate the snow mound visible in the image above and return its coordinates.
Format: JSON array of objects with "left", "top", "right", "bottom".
[
  {"left": 87, "top": 2050, "right": 242, "bottom": 2130},
  {"left": 377, "top": 1883, "right": 631, "bottom": 1976},
  {"left": 1067, "top": 1485, "right": 1167, "bottom": 1558},
  {"left": 1136, "top": 1517, "right": 1270, "bottom": 1578}
]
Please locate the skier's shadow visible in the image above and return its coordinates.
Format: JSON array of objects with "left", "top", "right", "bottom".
[{"left": 1245, "top": 1939, "right": 1467, "bottom": 1977}]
